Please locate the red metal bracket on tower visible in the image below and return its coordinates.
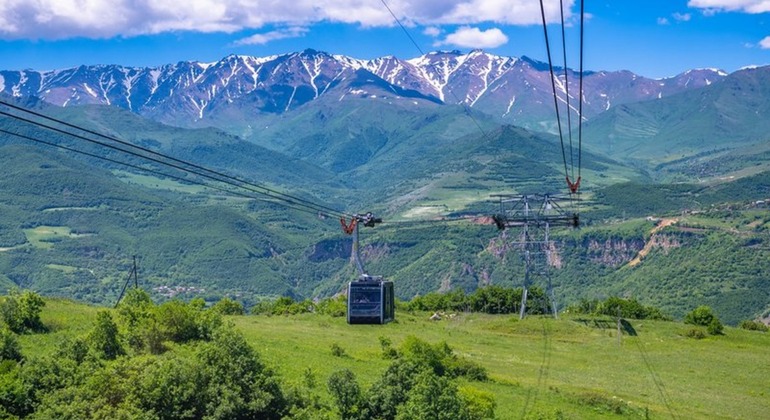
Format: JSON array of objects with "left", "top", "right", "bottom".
[
  {"left": 340, "top": 217, "right": 357, "bottom": 235},
  {"left": 566, "top": 176, "right": 581, "bottom": 194}
]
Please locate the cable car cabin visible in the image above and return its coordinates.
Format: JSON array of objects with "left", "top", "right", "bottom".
[{"left": 347, "top": 276, "right": 394, "bottom": 325}]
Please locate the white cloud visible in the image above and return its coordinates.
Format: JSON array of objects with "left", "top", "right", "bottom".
[
  {"left": 672, "top": 12, "right": 692, "bottom": 21},
  {"left": 688, "top": 0, "right": 770, "bottom": 14},
  {"left": 0, "top": 0, "right": 575, "bottom": 40},
  {"left": 436, "top": 26, "right": 508, "bottom": 49},
  {"left": 423, "top": 26, "right": 441, "bottom": 37},
  {"left": 234, "top": 27, "right": 308, "bottom": 46},
  {"left": 657, "top": 17, "right": 670, "bottom": 25},
  {"left": 760, "top": 36, "right": 770, "bottom": 49}
]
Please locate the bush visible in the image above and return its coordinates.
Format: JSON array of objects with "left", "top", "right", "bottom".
[
  {"left": 210, "top": 297, "right": 244, "bottom": 315},
  {"left": 87, "top": 311, "right": 124, "bottom": 360},
  {"left": 0, "top": 328, "right": 22, "bottom": 362},
  {"left": 316, "top": 295, "right": 347, "bottom": 317},
  {"left": 707, "top": 318, "right": 724, "bottom": 335},
  {"left": 330, "top": 343, "right": 347, "bottom": 358},
  {"left": 684, "top": 305, "right": 717, "bottom": 326},
  {"left": 684, "top": 328, "right": 706, "bottom": 339},
  {"left": 251, "top": 296, "right": 315, "bottom": 316},
  {"left": 739, "top": 320, "right": 768, "bottom": 332},
  {"left": 328, "top": 369, "right": 362, "bottom": 420},
  {"left": 0, "top": 290, "right": 46, "bottom": 334},
  {"left": 459, "top": 386, "right": 496, "bottom": 419},
  {"left": 379, "top": 336, "right": 398, "bottom": 360},
  {"left": 685, "top": 305, "right": 723, "bottom": 335},
  {"left": 595, "top": 297, "right": 670, "bottom": 320}
]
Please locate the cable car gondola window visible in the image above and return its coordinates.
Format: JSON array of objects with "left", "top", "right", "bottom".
[{"left": 347, "top": 279, "right": 394, "bottom": 325}]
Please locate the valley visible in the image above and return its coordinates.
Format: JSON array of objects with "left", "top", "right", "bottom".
[{"left": 1, "top": 52, "right": 769, "bottom": 327}]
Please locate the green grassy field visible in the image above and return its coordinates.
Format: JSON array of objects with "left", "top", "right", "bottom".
[{"left": 19, "top": 299, "right": 769, "bottom": 419}]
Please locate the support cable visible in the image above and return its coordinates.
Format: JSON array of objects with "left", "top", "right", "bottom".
[
  {"left": 538, "top": 0, "right": 570, "bottom": 186},
  {"left": 379, "top": 0, "right": 490, "bottom": 140},
  {"left": 559, "top": 0, "right": 575, "bottom": 183},
  {"left": 0, "top": 103, "right": 349, "bottom": 219},
  {"left": 0, "top": 128, "right": 336, "bottom": 218}
]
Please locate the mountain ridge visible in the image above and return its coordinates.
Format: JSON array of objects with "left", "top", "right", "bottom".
[{"left": 0, "top": 49, "right": 729, "bottom": 132}]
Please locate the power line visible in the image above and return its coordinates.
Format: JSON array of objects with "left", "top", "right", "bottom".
[
  {"left": 538, "top": 0, "right": 585, "bottom": 197},
  {"left": 538, "top": 0, "right": 570, "bottom": 183},
  {"left": 0, "top": 127, "right": 340, "bottom": 219},
  {"left": 378, "top": 0, "right": 491, "bottom": 141},
  {"left": 0, "top": 100, "right": 350, "bottom": 219}
]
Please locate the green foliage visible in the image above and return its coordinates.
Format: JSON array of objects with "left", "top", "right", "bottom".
[
  {"left": 379, "top": 336, "right": 398, "bottom": 359},
  {"left": 0, "top": 328, "right": 23, "bottom": 362},
  {"left": 685, "top": 328, "right": 707, "bottom": 339},
  {"left": 582, "top": 296, "right": 671, "bottom": 320},
  {"left": 210, "top": 297, "right": 245, "bottom": 315},
  {"left": 405, "top": 285, "right": 552, "bottom": 316},
  {"left": 576, "top": 391, "right": 633, "bottom": 415},
  {"left": 685, "top": 305, "right": 724, "bottom": 336},
  {"left": 155, "top": 300, "right": 206, "bottom": 342},
  {"left": 396, "top": 370, "right": 471, "bottom": 420},
  {"left": 0, "top": 290, "right": 46, "bottom": 334},
  {"left": 87, "top": 311, "right": 124, "bottom": 360},
  {"left": 359, "top": 336, "right": 488, "bottom": 420},
  {"left": 739, "top": 320, "right": 768, "bottom": 332},
  {"left": 251, "top": 296, "right": 316, "bottom": 316},
  {"left": 315, "top": 295, "right": 347, "bottom": 317},
  {"left": 459, "top": 386, "right": 496, "bottom": 420},
  {"left": 116, "top": 294, "right": 223, "bottom": 354},
  {"left": 196, "top": 327, "right": 287, "bottom": 419},
  {"left": 327, "top": 369, "right": 362, "bottom": 420},
  {"left": 330, "top": 343, "right": 347, "bottom": 358},
  {"left": 708, "top": 318, "right": 724, "bottom": 335},
  {"left": 685, "top": 305, "right": 717, "bottom": 327}
]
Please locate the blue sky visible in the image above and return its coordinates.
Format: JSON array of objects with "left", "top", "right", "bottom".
[{"left": 0, "top": 0, "right": 768, "bottom": 78}]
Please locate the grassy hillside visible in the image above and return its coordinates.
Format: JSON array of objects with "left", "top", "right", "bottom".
[
  {"left": 582, "top": 66, "right": 770, "bottom": 180},
  {"left": 9, "top": 298, "right": 770, "bottom": 419}
]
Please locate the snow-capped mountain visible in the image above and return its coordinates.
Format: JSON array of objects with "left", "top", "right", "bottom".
[{"left": 0, "top": 49, "right": 728, "bottom": 131}]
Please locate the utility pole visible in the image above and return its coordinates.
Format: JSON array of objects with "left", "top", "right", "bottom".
[{"left": 115, "top": 255, "right": 140, "bottom": 308}]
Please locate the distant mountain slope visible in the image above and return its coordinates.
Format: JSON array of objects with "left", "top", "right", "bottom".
[
  {"left": 0, "top": 49, "right": 726, "bottom": 132},
  {"left": 0, "top": 95, "right": 351, "bottom": 207},
  {"left": 582, "top": 66, "right": 770, "bottom": 178}
]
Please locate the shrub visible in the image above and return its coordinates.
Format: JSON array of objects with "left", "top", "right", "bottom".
[
  {"left": 739, "top": 320, "right": 768, "bottom": 332},
  {"left": 379, "top": 336, "right": 398, "bottom": 360},
  {"left": 0, "top": 290, "right": 46, "bottom": 334},
  {"left": 0, "top": 328, "right": 22, "bottom": 362},
  {"left": 87, "top": 311, "right": 124, "bottom": 360},
  {"left": 316, "top": 295, "right": 347, "bottom": 317},
  {"left": 685, "top": 305, "right": 723, "bottom": 335},
  {"left": 684, "top": 305, "right": 717, "bottom": 326},
  {"left": 328, "top": 369, "right": 362, "bottom": 420},
  {"left": 707, "top": 318, "right": 724, "bottom": 335},
  {"left": 684, "top": 328, "right": 706, "bottom": 339},
  {"left": 210, "top": 297, "right": 244, "bottom": 315},
  {"left": 459, "top": 386, "right": 496, "bottom": 419},
  {"left": 595, "top": 296, "right": 669, "bottom": 320},
  {"left": 330, "top": 343, "right": 347, "bottom": 358}
]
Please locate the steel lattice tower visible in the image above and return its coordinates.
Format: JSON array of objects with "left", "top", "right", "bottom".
[{"left": 492, "top": 193, "right": 578, "bottom": 319}]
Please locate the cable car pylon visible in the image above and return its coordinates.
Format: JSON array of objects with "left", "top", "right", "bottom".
[
  {"left": 340, "top": 213, "right": 394, "bottom": 324},
  {"left": 492, "top": 194, "right": 579, "bottom": 319}
]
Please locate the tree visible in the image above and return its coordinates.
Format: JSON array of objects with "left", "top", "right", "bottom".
[
  {"left": 196, "top": 327, "right": 287, "bottom": 419},
  {"left": 396, "top": 370, "right": 471, "bottom": 420},
  {"left": 87, "top": 310, "right": 124, "bottom": 360},
  {"left": 0, "top": 327, "right": 22, "bottom": 362},
  {"left": 211, "top": 297, "right": 245, "bottom": 315},
  {"left": 328, "top": 369, "right": 362, "bottom": 420},
  {"left": 0, "top": 290, "right": 46, "bottom": 333},
  {"left": 685, "top": 305, "right": 723, "bottom": 336}
]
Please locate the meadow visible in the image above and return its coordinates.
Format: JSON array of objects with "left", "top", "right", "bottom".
[{"left": 15, "top": 298, "right": 769, "bottom": 419}]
